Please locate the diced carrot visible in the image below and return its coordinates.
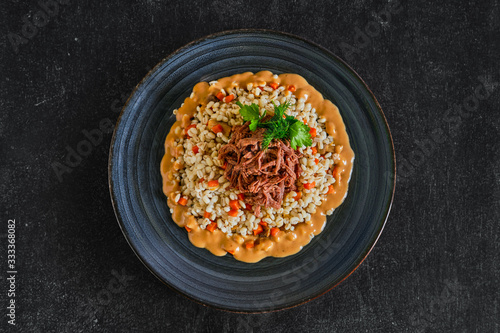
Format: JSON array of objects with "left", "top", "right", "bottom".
[
  {"left": 287, "top": 85, "right": 296, "bottom": 92},
  {"left": 207, "top": 180, "right": 219, "bottom": 188},
  {"left": 192, "top": 145, "right": 199, "bottom": 154},
  {"left": 309, "top": 127, "right": 317, "bottom": 138},
  {"left": 223, "top": 94, "right": 234, "bottom": 103},
  {"left": 253, "top": 224, "right": 263, "bottom": 235},
  {"left": 178, "top": 197, "right": 188, "bottom": 206},
  {"left": 304, "top": 182, "right": 316, "bottom": 190},
  {"left": 228, "top": 209, "right": 239, "bottom": 217},
  {"left": 259, "top": 221, "right": 268, "bottom": 227},
  {"left": 229, "top": 200, "right": 241, "bottom": 210},
  {"left": 270, "top": 227, "right": 280, "bottom": 237},
  {"left": 211, "top": 124, "right": 223, "bottom": 134},
  {"left": 245, "top": 203, "right": 252, "bottom": 211},
  {"left": 184, "top": 124, "right": 196, "bottom": 135},
  {"left": 283, "top": 114, "right": 286, "bottom": 119},
  {"left": 204, "top": 211, "right": 211, "bottom": 219},
  {"left": 294, "top": 191, "right": 302, "bottom": 201},
  {"left": 314, "top": 158, "right": 319, "bottom": 165},
  {"left": 303, "top": 119, "right": 307, "bottom": 125},
  {"left": 327, "top": 185, "right": 335, "bottom": 194},
  {"left": 206, "top": 222, "right": 217, "bottom": 232},
  {"left": 216, "top": 92, "right": 225, "bottom": 100},
  {"left": 269, "top": 82, "right": 279, "bottom": 90},
  {"left": 185, "top": 226, "right": 191, "bottom": 232},
  {"left": 311, "top": 147, "right": 317, "bottom": 154},
  {"left": 226, "top": 249, "right": 235, "bottom": 255},
  {"left": 245, "top": 241, "right": 254, "bottom": 249},
  {"left": 199, "top": 178, "right": 205, "bottom": 183},
  {"left": 222, "top": 161, "right": 228, "bottom": 170},
  {"left": 237, "top": 193, "right": 245, "bottom": 201}
]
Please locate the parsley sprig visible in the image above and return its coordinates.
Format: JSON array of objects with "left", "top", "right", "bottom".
[{"left": 236, "top": 101, "right": 313, "bottom": 150}]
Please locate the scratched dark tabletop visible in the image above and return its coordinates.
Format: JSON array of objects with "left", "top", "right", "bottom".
[{"left": 1, "top": 0, "right": 499, "bottom": 332}]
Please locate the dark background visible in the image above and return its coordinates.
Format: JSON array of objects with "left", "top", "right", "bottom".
[{"left": 1, "top": 0, "right": 499, "bottom": 332}]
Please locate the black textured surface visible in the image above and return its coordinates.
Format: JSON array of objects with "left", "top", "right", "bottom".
[{"left": 0, "top": 0, "right": 499, "bottom": 332}]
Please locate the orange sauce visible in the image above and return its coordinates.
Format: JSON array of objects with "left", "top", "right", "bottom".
[{"left": 160, "top": 71, "right": 354, "bottom": 263}]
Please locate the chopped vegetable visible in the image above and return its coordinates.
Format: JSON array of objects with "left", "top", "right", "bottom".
[
  {"left": 269, "top": 82, "right": 279, "bottom": 90},
  {"left": 287, "top": 85, "right": 296, "bottom": 92},
  {"left": 294, "top": 191, "right": 302, "bottom": 201},
  {"left": 237, "top": 193, "right": 245, "bottom": 201},
  {"left": 228, "top": 209, "right": 239, "bottom": 217},
  {"left": 185, "top": 226, "right": 191, "bottom": 232},
  {"left": 204, "top": 211, "right": 211, "bottom": 219},
  {"left": 332, "top": 166, "right": 341, "bottom": 183},
  {"left": 270, "top": 227, "right": 280, "bottom": 236},
  {"left": 211, "top": 124, "right": 223, "bottom": 134},
  {"left": 259, "top": 221, "right": 268, "bottom": 227},
  {"left": 207, "top": 180, "right": 219, "bottom": 188},
  {"left": 245, "top": 240, "right": 254, "bottom": 249},
  {"left": 245, "top": 203, "right": 252, "bottom": 211},
  {"left": 229, "top": 200, "right": 241, "bottom": 210},
  {"left": 253, "top": 224, "right": 263, "bottom": 235},
  {"left": 192, "top": 145, "right": 199, "bottom": 154},
  {"left": 309, "top": 127, "right": 317, "bottom": 138},
  {"left": 226, "top": 249, "right": 235, "bottom": 255},
  {"left": 178, "top": 197, "right": 188, "bottom": 206},
  {"left": 304, "top": 182, "right": 316, "bottom": 190},
  {"left": 206, "top": 222, "right": 217, "bottom": 232},
  {"left": 311, "top": 147, "right": 317, "bottom": 154},
  {"left": 314, "top": 158, "right": 319, "bottom": 165},
  {"left": 216, "top": 92, "right": 225, "bottom": 100},
  {"left": 327, "top": 185, "right": 335, "bottom": 194},
  {"left": 223, "top": 94, "right": 234, "bottom": 103},
  {"left": 222, "top": 161, "right": 228, "bottom": 170}
]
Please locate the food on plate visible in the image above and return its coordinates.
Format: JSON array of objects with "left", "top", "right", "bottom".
[{"left": 160, "top": 71, "right": 354, "bottom": 262}]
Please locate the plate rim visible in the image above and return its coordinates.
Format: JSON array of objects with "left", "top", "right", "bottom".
[{"left": 108, "top": 28, "right": 396, "bottom": 313}]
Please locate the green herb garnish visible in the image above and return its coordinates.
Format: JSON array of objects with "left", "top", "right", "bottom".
[{"left": 236, "top": 101, "right": 312, "bottom": 150}]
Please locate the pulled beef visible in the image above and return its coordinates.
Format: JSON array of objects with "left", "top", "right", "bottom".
[{"left": 218, "top": 123, "right": 302, "bottom": 214}]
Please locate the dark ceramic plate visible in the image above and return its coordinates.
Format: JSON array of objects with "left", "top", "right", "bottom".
[{"left": 109, "top": 30, "right": 395, "bottom": 312}]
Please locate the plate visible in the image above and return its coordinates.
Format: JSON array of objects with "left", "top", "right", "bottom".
[{"left": 109, "top": 30, "right": 395, "bottom": 312}]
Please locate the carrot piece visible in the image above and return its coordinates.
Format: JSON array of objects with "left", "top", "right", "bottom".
[
  {"left": 206, "top": 222, "right": 217, "bottom": 232},
  {"left": 184, "top": 124, "right": 196, "bottom": 135},
  {"left": 204, "top": 211, "right": 211, "bottom": 219},
  {"left": 192, "top": 145, "right": 199, "bottom": 154},
  {"left": 207, "top": 180, "right": 219, "bottom": 188},
  {"left": 303, "top": 119, "right": 307, "bottom": 125},
  {"left": 269, "top": 82, "right": 279, "bottom": 90},
  {"left": 237, "top": 193, "right": 245, "bottom": 201},
  {"left": 199, "top": 178, "right": 205, "bottom": 183},
  {"left": 309, "top": 127, "right": 317, "bottom": 138},
  {"left": 245, "top": 241, "right": 254, "bottom": 249},
  {"left": 223, "top": 94, "right": 235, "bottom": 103},
  {"left": 327, "top": 185, "right": 335, "bottom": 194},
  {"left": 311, "top": 147, "right": 317, "bottom": 154},
  {"left": 253, "top": 224, "right": 263, "bottom": 235},
  {"left": 259, "top": 221, "right": 268, "bottom": 227},
  {"left": 245, "top": 203, "right": 252, "bottom": 211},
  {"left": 294, "top": 191, "right": 302, "bottom": 201},
  {"left": 228, "top": 209, "right": 239, "bottom": 217},
  {"left": 229, "top": 200, "right": 241, "bottom": 210},
  {"left": 304, "top": 182, "right": 316, "bottom": 190},
  {"left": 270, "top": 227, "right": 280, "bottom": 237},
  {"left": 185, "top": 226, "right": 191, "bottom": 232},
  {"left": 216, "top": 92, "right": 225, "bottom": 100},
  {"left": 211, "top": 124, "right": 223, "bottom": 134},
  {"left": 178, "top": 197, "right": 188, "bottom": 206},
  {"left": 287, "top": 85, "right": 296, "bottom": 92},
  {"left": 226, "top": 249, "right": 235, "bottom": 255},
  {"left": 314, "top": 158, "right": 319, "bottom": 165}
]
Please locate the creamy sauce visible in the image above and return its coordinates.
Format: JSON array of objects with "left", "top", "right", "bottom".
[{"left": 160, "top": 71, "right": 354, "bottom": 263}]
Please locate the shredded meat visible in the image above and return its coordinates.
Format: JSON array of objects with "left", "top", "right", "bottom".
[{"left": 218, "top": 123, "right": 302, "bottom": 214}]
